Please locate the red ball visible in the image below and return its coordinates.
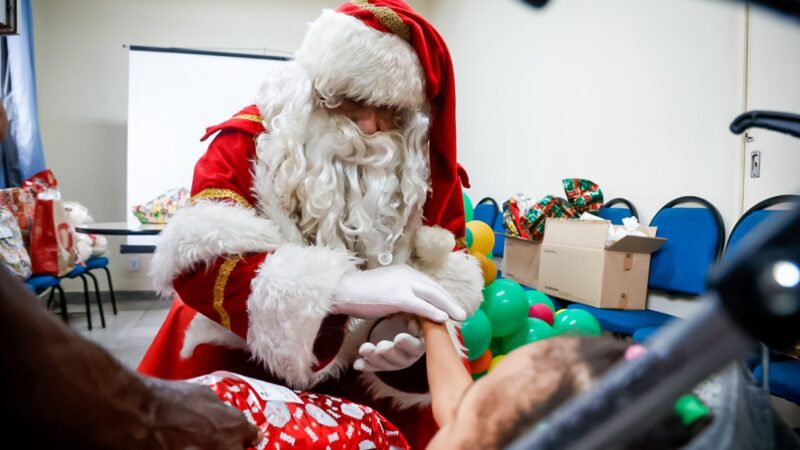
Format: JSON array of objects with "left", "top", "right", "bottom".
[{"left": 529, "top": 303, "right": 555, "bottom": 325}]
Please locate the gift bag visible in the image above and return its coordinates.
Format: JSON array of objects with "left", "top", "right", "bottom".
[
  {"left": 0, "top": 207, "right": 32, "bottom": 278},
  {"left": 0, "top": 187, "right": 35, "bottom": 249},
  {"left": 29, "top": 199, "right": 76, "bottom": 276}
]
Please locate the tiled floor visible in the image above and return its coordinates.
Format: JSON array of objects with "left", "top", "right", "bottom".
[{"left": 64, "top": 293, "right": 170, "bottom": 369}]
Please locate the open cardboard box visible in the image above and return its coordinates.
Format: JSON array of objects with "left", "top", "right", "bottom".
[
  {"left": 539, "top": 218, "right": 666, "bottom": 309},
  {"left": 501, "top": 218, "right": 666, "bottom": 310},
  {"left": 501, "top": 234, "right": 543, "bottom": 288}
]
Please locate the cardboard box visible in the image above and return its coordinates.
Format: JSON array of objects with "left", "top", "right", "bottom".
[
  {"left": 501, "top": 234, "right": 542, "bottom": 288},
  {"left": 537, "top": 218, "right": 666, "bottom": 310}
]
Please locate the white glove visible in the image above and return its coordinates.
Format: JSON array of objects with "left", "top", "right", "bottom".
[
  {"left": 332, "top": 265, "right": 465, "bottom": 322},
  {"left": 354, "top": 316, "right": 425, "bottom": 372}
]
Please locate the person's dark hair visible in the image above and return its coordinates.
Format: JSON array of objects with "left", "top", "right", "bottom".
[{"left": 489, "top": 337, "right": 710, "bottom": 449}]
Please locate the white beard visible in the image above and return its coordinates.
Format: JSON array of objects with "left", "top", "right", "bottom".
[{"left": 255, "top": 63, "right": 431, "bottom": 268}]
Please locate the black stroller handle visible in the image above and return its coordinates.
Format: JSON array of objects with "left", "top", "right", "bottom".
[{"left": 730, "top": 110, "right": 800, "bottom": 139}]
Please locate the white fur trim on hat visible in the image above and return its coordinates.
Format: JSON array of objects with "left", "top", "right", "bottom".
[
  {"left": 151, "top": 201, "right": 284, "bottom": 295},
  {"left": 246, "top": 243, "right": 360, "bottom": 389},
  {"left": 295, "top": 9, "right": 426, "bottom": 111}
]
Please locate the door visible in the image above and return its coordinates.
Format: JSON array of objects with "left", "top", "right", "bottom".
[{"left": 743, "top": 6, "right": 800, "bottom": 210}]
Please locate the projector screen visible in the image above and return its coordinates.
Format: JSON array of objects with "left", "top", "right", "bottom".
[{"left": 126, "top": 46, "right": 287, "bottom": 233}]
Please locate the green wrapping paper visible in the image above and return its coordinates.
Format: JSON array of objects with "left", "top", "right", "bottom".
[
  {"left": 563, "top": 178, "right": 604, "bottom": 214},
  {"left": 515, "top": 179, "right": 604, "bottom": 242},
  {"left": 521, "top": 196, "right": 575, "bottom": 241}
]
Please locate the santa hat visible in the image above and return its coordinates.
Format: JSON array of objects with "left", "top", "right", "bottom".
[{"left": 295, "top": 0, "right": 468, "bottom": 240}]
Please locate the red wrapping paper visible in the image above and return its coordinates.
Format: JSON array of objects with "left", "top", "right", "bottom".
[{"left": 189, "top": 371, "right": 410, "bottom": 450}]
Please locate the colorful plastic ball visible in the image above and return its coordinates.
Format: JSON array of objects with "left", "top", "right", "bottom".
[
  {"left": 489, "top": 337, "right": 505, "bottom": 357},
  {"left": 528, "top": 303, "right": 555, "bottom": 325},
  {"left": 502, "top": 318, "right": 555, "bottom": 353},
  {"left": 468, "top": 349, "right": 493, "bottom": 374},
  {"left": 555, "top": 308, "right": 567, "bottom": 316},
  {"left": 461, "top": 309, "right": 493, "bottom": 361},
  {"left": 472, "top": 371, "right": 487, "bottom": 380},
  {"left": 471, "top": 251, "right": 497, "bottom": 286},
  {"left": 481, "top": 279, "right": 528, "bottom": 338},
  {"left": 463, "top": 192, "right": 474, "bottom": 222},
  {"left": 525, "top": 290, "right": 555, "bottom": 312},
  {"left": 489, "top": 355, "right": 506, "bottom": 371},
  {"left": 465, "top": 228, "right": 474, "bottom": 249},
  {"left": 466, "top": 220, "right": 495, "bottom": 257},
  {"left": 553, "top": 309, "right": 602, "bottom": 337}
]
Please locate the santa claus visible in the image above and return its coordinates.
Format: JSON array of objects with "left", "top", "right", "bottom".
[{"left": 139, "top": 0, "right": 483, "bottom": 446}]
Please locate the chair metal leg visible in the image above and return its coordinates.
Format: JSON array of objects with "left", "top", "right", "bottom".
[
  {"left": 79, "top": 274, "right": 93, "bottom": 330},
  {"left": 86, "top": 272, "right": 106, "bottom": 328},
  {"left": 101, "top": 266, "right": 117, "bottom": 315},
  {"left": 55, "top": 284, "right": 68, "bottom": 323},
  {"left": 46, "top": 287, "right": 56, "bottom": 309},
  {"left": 761, "top": 343, "right": 770, "bottom": 391}
]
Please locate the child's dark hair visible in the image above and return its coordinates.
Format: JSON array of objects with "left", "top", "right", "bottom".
[{"left": 491, "top": 337, "right": 710, "bottom": 450}]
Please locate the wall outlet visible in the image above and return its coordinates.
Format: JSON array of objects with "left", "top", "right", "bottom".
[{"left": 128, "top": 256, "right": 141, "bottom": 272}]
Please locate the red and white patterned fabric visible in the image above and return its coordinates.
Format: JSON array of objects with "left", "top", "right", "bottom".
[{"left": 189, "top": 371, "right": 410, "bottom": 450}]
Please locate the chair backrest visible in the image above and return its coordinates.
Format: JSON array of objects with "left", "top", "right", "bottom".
[
  {"left": 726, "top": 195, "right": 800, "bottom": 256},
  {"left": 472, "top": 197, "right": 506, "bottom": 257},
  {"left": 473, "top": 197, "right": 500, "bottom": 227},
  {"left": 648, "top": 196, "right": 725, "bottom": 296},
  {"left": 492, "top": 213, "right": 506, "bottom": 257},
  {"left": 596, "top": 197, "right": 640, "bottom": 225}
]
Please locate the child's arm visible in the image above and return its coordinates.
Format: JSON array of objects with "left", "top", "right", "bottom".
[{"left": 420, "top": 318, "right": 473, "bottom": 427}]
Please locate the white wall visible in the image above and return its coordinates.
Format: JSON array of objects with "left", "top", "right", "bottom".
[{"left": 30, "top": 0, "right": 428, "bottom": 291}]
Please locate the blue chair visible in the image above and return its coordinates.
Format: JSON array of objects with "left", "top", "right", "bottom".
[
  {"left": 61, "top": 265, "right": 106, "bottom": 330},
  {"left": 493, "top": 214, "right": 506, "bottom": 257},
  {"left": 648, "top": 196, "right": 725, "bottom": 296},
  {"left": 726, "top": 195, "right": 799, "bottom": 256},
  {"left": 473, "top": 197, "right": 506, "bottom": 257},
  {"left": 25, "top": 274, "right": 68, "bottom": 322},
  {"left": 85, "top": 256, "right": 118, "bottom": 315},
  {"left": 754, "top": 361, "right": 800, "bottom": 404},
  {"left": 569, "top": 196, "right": 724, "bottom": 335},
  {"left": 596, "top": 198, "right": 639, "bottom": 225},
  {"left": 729, "top": 196, "right": 800, "bottom": 403},
  {"left": 474, "top": 197, "right": 500, "bottom": 227}
]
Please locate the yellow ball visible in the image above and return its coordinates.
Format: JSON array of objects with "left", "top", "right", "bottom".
[
  {"left": 489, "top": 355, "right": 506, "bottom": 371},
  {"left": 470, "top": 251, "right": 498, "bottom": 286},
  {"left": 466, "top": 220, "right": 495, "bottom": 256},
  {"left": 555, "top": 308, "right": 567, "bottom": 316}
]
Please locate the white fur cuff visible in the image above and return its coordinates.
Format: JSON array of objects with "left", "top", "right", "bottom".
[
  {"left": 246, "top": 244, "right": 359, "bottom": 389},
  {"left": 151, "top": 201, "right": 283, "bottom": 294},
  {"left": 359, "top": 371, "right": 432, "bottom": 410}
]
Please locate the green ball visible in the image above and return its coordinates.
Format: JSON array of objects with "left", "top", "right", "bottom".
[
  {"left": 463, "top": 192, "right": 474, "bottom": 222},
  {"left": 525, "top": 290, "right": 555, "bottom": 312},
  {"left": 553, "top": 309, "right": 602, "bottom": 337},
  {"left": 489, "top": 337, "right": 505, "bottom": 357},
  {"left": 481, "top": 279, "right": 528, "bottom": 338},
  {"left": 461, "top": 309, "right": 493, "bottom": 361},
  {"left": 487, "top": 252, "right": 494, "bottom": 260},
  {"left": 472, "top": 370, "right": 487, "bottom": 380},
  {"left": 465, "top": 228, "right": 474, "bottom": 249},
  {"left": 502, "top": 318, "right": 555, "bottom": 353}
]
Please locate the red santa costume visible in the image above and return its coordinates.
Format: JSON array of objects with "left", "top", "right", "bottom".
[{"left": 139, "top": 1, "right": 483, "bottom": 447}]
